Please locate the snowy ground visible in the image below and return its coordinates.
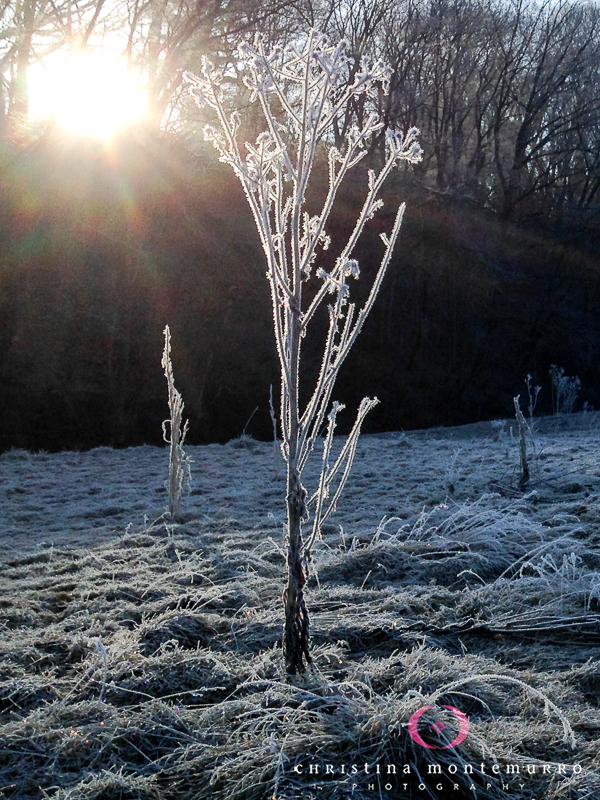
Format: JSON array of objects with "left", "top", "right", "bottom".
[
  {"left": 4, "top": 412, "right": 600, "bottom": 560},
  {"left": 1, "top": 413, "right": 600, "bottom": 799}
]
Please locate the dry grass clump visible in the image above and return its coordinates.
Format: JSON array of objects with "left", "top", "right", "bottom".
[
  {"left": 110, "top": 647, "right": 501, "bottom": 800},
  {"left": 60, "top": 769, "right": 163, "bottom": 799},
  {"left": 315, "top": 495, "right": 600, "bottom": 601},
  {"left": 138, "top": 612, "right": 227, "bottom": 656}
]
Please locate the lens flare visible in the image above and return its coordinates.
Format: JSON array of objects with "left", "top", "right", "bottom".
[{"left": 29, "top": 51, "right": 147, "bottom": 137}]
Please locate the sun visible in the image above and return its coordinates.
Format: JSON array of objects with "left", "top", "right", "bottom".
[{"left": 29, "top": 50, "right": 147, "bottom": 138}]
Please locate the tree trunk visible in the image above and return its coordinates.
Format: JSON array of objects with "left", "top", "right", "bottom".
[
  {"left": 12, "top": 0, "right": 36, "bottom": 132},
  {"left": 283, "top": 467, "right": 311, "bottom": 674}
]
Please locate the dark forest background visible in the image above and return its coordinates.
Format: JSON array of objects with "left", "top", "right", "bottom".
[{"left": 1, "top": 0, "right": 600, "bottom": 452}]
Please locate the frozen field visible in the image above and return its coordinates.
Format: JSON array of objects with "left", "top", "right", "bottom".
[{"left": 1, "top": 414, "right": 600, "bottom": 799}]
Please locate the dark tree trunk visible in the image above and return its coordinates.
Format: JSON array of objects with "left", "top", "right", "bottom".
[{"left": 283, "top": 468, "right": 311, "bottom": 675}]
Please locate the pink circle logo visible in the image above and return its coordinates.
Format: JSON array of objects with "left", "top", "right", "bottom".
[{"left": 407, "top": 705, "right": 469, "bottom": 749}]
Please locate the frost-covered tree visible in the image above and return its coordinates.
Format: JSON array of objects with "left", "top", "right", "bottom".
[{"left": 187, "top": 31, "right": 421, "bottom": 674}]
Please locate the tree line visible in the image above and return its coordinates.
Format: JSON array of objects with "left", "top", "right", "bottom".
[
  {"left": 3, "top": 0, "right": 600, "bottom": 231},
  {"left": 1, "top": 0, "right": 600, "bottom": 451},
  {"left": 1, "top": 140, "right": 598, "bottom": 452}
]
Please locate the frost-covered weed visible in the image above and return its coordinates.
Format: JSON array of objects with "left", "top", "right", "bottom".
[
  {"left": 187, "top": 32, "right": 421, "bottom": 673},
  {"left": 162, "top": 325, "right": 192, "bottom": 522},
  {"left": 0, "top": 447, "right": 31, "bottom": 462},
  {"left": 587, "top": 579, "right": 600, "bottom": 611},
  {"left": 269, "top": 383, "right": 283, "bottom": 480},
  {"left": 550, "top": 364, "right": 581, "bottom": 415},
  {"left": 491, "top": 419, "right": 506, "bottom": 442},
  {"left": 514, "top": 394, "right": 530, "bottom": 488},
  {"left": 58, "top": 637, "right": 108, "bottom": 707},
  {"left": 512, "top": 549, "right": 600, "bottom": 612},
  {"left": 525, "top": 372, "right": 541, "bottom": 422},
  {"left": 229, "top": 432, "right": 257, "bottom": 449}
]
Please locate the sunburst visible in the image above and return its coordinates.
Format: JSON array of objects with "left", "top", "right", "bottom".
[{"left": 29, "top": 50, "right": 147, "bottom": 138}]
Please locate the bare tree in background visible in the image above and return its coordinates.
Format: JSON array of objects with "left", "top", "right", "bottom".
[{"left": 4, "top": 0, "right": 600, "bottom": 229}]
